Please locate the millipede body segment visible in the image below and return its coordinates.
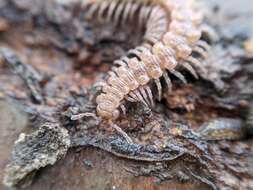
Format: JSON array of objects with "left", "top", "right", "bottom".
[{"left": 82, "top": 0, "right": 211, "bottom": 120}]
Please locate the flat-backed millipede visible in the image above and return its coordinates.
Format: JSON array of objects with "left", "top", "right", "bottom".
[{"left": 81, "top": 0, "right": 211, "bottom": 121}]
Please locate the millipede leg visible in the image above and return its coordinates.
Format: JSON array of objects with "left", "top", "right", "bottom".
[
  {"left": 129, "top": 92, "right": 139, "bottom": 101},
  {"left": 125, "top": 95, "right": 136, "bottom": 102},
  {"left": 187, "top": 56, "right": 207, "bottom": 75},
  {"left": 85, "top": 3, "right": 99, "bottom": 20},
  {"left": 113, "top": 2, "right": 125, "bottom": 26},
  {"left": 106, "top": 1, "right": 117, "bottom": 23},
  {"left": 200, "top": 24, "right": 219, "bottom": 42},
  {"left": 155, "top": 79, "right": 162, "bottom": 101},
  {"left": 197, "top": 40, "right": 211, "bottom": 51},
  {"left": 145, "top": 86, "right": 154, "bottom": 107},
  {"left": 98, "top": 1, "right": 110, "bottom": 22},
  {"left": 110, "top": 123, "right": 133, "bottom": 144},
  {"left": 129, "top": 2, "right": 140, "bottom": 22},
  {"left": 187, "top": 56, "right": 202, "bottom": 67},
  {"left": 139, "top": 5, "right": 152, "bottom": 29},
  {"left": 163, "top": 72, "right": 172, "bottom": 93},
  {"left": 193, "top": 46, "right": 208, "bottom": 59},
  {"left": 170, "top": 70, "right": 187, "bottom": 84},
  {"left": 119, "top": 2, "right": 128, "bottom": 27},
  {"left": 129, "top": 91, "right": 149, "bottom": 107},
  {"left": 181, "top": 62, "right": 199, "bottom": 79},
  {"left": 140, "top": 86, "right": 151, "bottom": 106},
  {"left": 133, "top": 90, "right": 149, "bottom": 107},
  {"left": 120, "top": 104, "right": 127, "bottom": 115},
  {"left": 122, "top": 2, "right": 132, "bottom": 25}
]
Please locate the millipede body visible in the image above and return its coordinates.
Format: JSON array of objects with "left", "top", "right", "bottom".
[{"left": 81, "top": 0, "right": 211, "bottom": 120}]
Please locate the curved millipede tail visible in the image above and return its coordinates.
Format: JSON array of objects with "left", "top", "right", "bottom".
[{"left": 81, "top": 0, "right": 211, "bottom": 120}]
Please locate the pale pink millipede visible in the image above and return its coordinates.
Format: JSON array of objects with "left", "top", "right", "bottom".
[{"left": 81, "top": 0, "right": 212, "bottom": 121}]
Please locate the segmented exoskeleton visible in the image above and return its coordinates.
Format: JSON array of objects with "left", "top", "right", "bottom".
[{"left": 82, "top": 0, "right": 211, "bottom": 121}]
